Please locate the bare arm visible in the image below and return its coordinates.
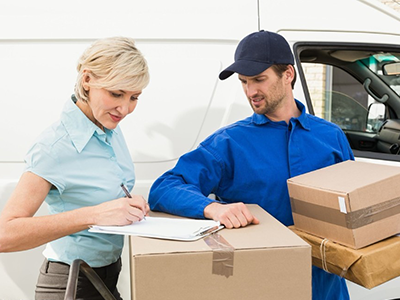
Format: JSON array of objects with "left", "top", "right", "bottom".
[
  {"left": 204, "top": 202, "right": 260, "bottom": 229},
  {"left": 0, "top": 172, "right": 149, "bottom": 252}
]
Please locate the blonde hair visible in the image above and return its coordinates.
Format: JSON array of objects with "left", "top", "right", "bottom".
[{"left": 75, "top": 37, "right": 149, "bottom": 102}]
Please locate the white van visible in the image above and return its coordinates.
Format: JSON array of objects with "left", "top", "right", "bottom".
[{"left": 1, "top": 0, "right": 400, "bottom": 299}]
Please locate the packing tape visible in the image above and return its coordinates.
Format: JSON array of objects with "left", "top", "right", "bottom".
[
  {"left": 290, "top": 196, "right": 400, "bottom": 229},
  {"left": 204, "top": 233, "right": 234, "bottom": 278}
]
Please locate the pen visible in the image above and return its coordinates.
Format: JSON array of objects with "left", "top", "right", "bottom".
[{"left": 120, "top": 183, "right": 146, "bottom": 220}]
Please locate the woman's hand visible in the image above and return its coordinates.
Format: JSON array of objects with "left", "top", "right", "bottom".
[
  {"left": 93, "top": 195, "right": 150, "bottom": 226},
  {"left": 0, "top": 171, "right": 150, "bottom": 252}
]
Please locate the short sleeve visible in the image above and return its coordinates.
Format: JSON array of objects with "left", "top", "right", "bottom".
[{"left": 24, "top": 142, "right": 65, "bottom": 194}]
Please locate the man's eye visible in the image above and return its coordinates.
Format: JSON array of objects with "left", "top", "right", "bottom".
[{"left": 131, "top": 96, "right": 139, "bottom": 101}]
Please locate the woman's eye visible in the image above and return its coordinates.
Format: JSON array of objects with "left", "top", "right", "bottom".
[
  {"left": 111, "top": 92, "right": 122, "bottom": 98},
  {"left": 131, "top": 96, "right": 139, "bottom": 101}
]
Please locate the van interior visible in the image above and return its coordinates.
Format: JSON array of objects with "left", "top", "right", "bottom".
[{"left": 297, "top": 43, "right": 400, "bottom": 161}]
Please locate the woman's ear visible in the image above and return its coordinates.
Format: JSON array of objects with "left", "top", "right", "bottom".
[{"left": 82, "top": 70, "right": 91, "bottom": 91}]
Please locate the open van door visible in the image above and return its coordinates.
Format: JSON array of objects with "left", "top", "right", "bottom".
[{"left": 284, "top": 30, "right": 400, "bottom": 168}]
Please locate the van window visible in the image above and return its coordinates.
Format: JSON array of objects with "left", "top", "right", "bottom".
[
  {"left": 303, "top": 63, "right": 370, "bottom": 132},
  {"left": 296, "top": 43, "right": 400, "bottom": 160},
  {"left": 362, "top": 53, "right": 400, "bottom": 96}
]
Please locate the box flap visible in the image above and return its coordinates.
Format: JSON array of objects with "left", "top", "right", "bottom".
[
  {"left": 221, "top": 205, "right": 309, "bottom": 250},
  {"left": 130, "top": 205, "right": 309, "bottom": 256},
  {"left": 287, "top": 160, "right": 400, "bottom": 194}
]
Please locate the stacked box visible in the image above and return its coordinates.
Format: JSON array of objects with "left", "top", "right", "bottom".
[
  {"left": 129, "top": 205, "right": 311, "bottom": 300},
  {"left": 291, "top": 227, "right": 400, "bottom": 289},
  {"left": 288, "top": 160, "right": 400, "bottom": 249}
]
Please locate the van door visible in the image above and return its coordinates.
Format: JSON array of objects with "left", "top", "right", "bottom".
[{"left": 282, "top": 31, "right": 400, "bottom": 167}]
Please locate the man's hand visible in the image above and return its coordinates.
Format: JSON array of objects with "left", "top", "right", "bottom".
[{"left": 204, "top": 202, "right": 260, "bottom": 229}]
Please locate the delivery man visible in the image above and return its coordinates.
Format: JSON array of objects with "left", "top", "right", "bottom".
[{"left": 149, "top": 30, "right": 354, "bottom": 300}]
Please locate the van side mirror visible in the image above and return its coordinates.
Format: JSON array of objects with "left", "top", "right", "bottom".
[
  {"left": 383, "top": 62, "right": 400, "bottom": 76},
  {"left": 367, "top": 103, "right": 385, "bottom": 132}
]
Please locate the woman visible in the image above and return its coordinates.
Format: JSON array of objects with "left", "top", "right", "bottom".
[{"left": 0, "top": 37, "right": 150, "bottom": 299}]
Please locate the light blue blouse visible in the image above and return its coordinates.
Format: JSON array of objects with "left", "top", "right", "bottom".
[{"left": 24, "top": 97, "right": 135, "bottom": 267}]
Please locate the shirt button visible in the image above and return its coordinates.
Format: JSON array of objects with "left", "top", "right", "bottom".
[{"left": 110, "top": 156, "right": 116, "bottom": 161}]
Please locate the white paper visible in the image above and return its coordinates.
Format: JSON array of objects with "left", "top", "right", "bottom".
[{"left": 89, "top": 217, "right": 223, "bottom": 241}]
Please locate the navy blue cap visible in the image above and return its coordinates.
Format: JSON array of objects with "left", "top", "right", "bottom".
[{"left": 219, "top": 30, "right": 294, "bottom": 80}]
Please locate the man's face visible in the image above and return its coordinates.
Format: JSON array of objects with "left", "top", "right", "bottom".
[{"left": 238, "top": 67, "right": 287, "bottom": 116}]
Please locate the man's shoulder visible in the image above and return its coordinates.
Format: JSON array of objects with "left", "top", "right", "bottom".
[
  {"left": 203, "top": 116, "right": 254, "bottom": 142},
  {"left": 306, "top": 113, "right": 343, "bottom": 132}
]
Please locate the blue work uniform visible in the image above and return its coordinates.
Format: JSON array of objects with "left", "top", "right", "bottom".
[
  {"left": 24, "top": 96, "right": 135, "bottom": 267},
  {"left": 149, "top": 100, "right": 354, "bottom": 300}
]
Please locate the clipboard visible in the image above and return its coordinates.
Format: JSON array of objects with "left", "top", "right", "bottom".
[{"left": 89, "top": 216, "right": 224, "bottom": 241}]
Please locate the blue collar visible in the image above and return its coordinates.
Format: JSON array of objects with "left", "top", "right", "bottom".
[{"left": 251, "top": 99, "right": 311, "bottom": 130}]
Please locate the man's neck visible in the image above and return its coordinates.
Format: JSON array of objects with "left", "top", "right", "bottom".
[{"left": 265, "top": 98, "right": 301, "bottom": 124}]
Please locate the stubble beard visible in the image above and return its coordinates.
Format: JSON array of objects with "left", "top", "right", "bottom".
[{"left": 250, "top": 91, "right": 286, "bottom": 116}]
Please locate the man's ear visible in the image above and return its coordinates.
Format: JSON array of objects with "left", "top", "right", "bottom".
[{"left": 285, "top": 65, "right": 294, "bottom": 82}]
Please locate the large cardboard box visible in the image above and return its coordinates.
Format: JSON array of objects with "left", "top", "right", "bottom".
[
  {"left": 129, "top": 204, "right": 311, "bottom": 300},
  {"left": 291, "top": 227, "right": 400, "bottom": 289},
  {"left": 287, "top": 160, "right": 400, "bottom": 249}
]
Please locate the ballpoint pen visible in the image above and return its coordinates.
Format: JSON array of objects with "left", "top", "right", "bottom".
[{"left": 120, "top": 183, "right": 146, "bottom": 220}]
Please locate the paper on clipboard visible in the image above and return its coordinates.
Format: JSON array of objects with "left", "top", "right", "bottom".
[{"left": 89, "top": 216, "right": 224, "bottom": 241}]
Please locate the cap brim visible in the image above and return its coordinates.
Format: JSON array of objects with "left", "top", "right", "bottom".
[{"left": 219, "top": 60, "right": 272, "bottom": 80}]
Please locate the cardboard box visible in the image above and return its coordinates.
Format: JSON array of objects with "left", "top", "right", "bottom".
[
  {"left": 129, "top": 205, "right": 311, "bottom": 300},
  {"left": 287, "top": 160, "right": 400, "bottom": 249},
  {"left": 290, "top": 227, "right": 400, "bottom": 289}
]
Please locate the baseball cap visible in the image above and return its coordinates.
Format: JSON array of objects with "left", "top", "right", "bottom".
[{"left": 219, "top": 30, "right": 294, "bottom": 80}]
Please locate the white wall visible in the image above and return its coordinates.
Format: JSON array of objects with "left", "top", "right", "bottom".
[{"left": 0, "top": 1, "right": 256, "bottom": 299}]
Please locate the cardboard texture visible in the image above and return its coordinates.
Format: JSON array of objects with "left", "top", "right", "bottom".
[
  {"left": 129, "top": 205, "right": 311, "bottom": 300},
  {"left": 290, "top": 227, "right": 400, "bottom": 289},
  {"left": 287, "top": 160, "right": 400, "bottom": 249}
]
